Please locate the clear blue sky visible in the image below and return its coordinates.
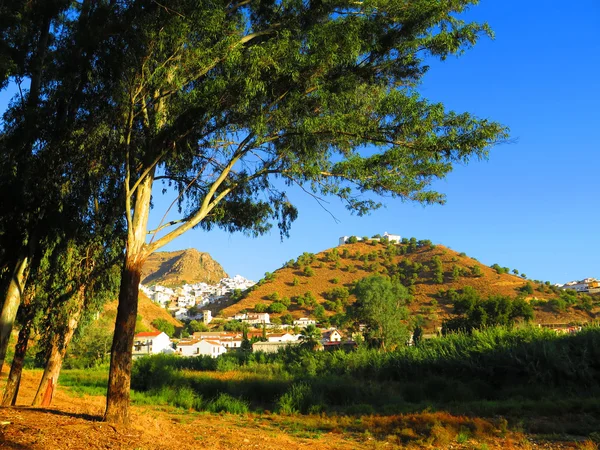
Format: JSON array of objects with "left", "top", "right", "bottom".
[{"left": 2, "top": 1, "right": 599, "bottom": 284}]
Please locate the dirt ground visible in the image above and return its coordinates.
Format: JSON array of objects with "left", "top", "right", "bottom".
[{"left": 0, "top": 365, "right": 592, "bottom": 450}]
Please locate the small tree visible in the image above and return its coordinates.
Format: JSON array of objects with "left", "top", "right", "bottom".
[
  {"left": 351, "top": 275, "right": 411, "bottom": 350},
  {"left": 151, "top": 319, "right": 175, "bottom": 338}
]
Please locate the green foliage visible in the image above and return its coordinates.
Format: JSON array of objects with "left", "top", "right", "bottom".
[
  {"left": 451, "top": 265, "right": 461, "bottom": 281},
  {"left": 65, "top": 324, "right": 112, "bottom": 369},
  {"left": 292, "top": 276, "right": 300, "bottom": 286},
  {"left": 323, "top": 286, "right": 350, "bottom": 303},
  {"left": 330, "top": 277, "right": 340, "bottom": 284},
  {"left": 520, "top": 282, "right": 534, "bottom": 295},
  {"left": 471, "top": 265, "right": 484, "bottom": 277},
  {"left": 206, "top": 393, "right": 249, "bottom": 414},
  {"left": 303, "top": 266, "right": 315, "bottom": 277},
  {"left": 268, "top": 302, "right": 287, "bottom": 314},
  {"left": 230, "top": 289, "right": 244, "bottom": 302},
  {"left": 186, "top": 320, "right": 209, "bottom": 334},
  {"left": 314, "top": 305, "right": 326, "bottom": 321},
  {"left": 254, "top": 303, "right": 267, "bottom": 313},
  {"left": 280, "top": 313, "right": 294, "bottom": 325},
  {"left": 351, "top": 275, "right": 411, "bottom": 350},
  {"left": 264, "top": 272, "right": 276, "bottom": 282},
  {"left": 151, "top": 318, "right": 175, "bottom": 338},
  {"left": 443, "top": 288, "right": 534, "bottom": 333},
  {"left": 267, "top": 292, "right": 280, "bottom": 301}
]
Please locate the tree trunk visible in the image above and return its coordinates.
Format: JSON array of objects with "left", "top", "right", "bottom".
[
  {"left": 1, "top": 315, "right": 33, "bottom": 406},
  {"left": 103, "top": 256, "right": 144, "bottom": 425},
  {"left": 31, "top": 310, "right": 82, "bottom": 407},
  {"left": 0, "top": 253, "right": 30, "bottom": 371},
  {"left": 104, "top": 168, "right": 154, "bottom": 425}
]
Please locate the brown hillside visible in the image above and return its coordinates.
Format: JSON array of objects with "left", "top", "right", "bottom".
[
  {"left": 102, "top": 292, "right": 182, "bottom": 332},
  {"left": 221, "top": 241, "right": 597, "bottom": 329},
  {"left": 141, "top": 248, "right": 228, "bottom": 287}
]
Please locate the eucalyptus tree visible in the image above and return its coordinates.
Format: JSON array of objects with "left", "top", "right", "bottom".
[
  {"left": 0, "top": 0, "right": 122, "bottom": 369},
  {"left": 0, "top": 0, "right": 71, "bottom": 369},
  {"left": 94, "top": 0, "right": 508, "bottom": 423}
]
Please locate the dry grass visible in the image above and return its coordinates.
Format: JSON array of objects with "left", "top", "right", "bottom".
[{"left": 0, "top": 365, "right": 588, "bottom": 450}]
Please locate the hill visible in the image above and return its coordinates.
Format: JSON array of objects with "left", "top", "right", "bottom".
[
  {"left": 101, "top": 292, "right": 183, "bottom": 333},
  {"left": 220, "top": 239, "right": 598, "bottom": 330},
  {"left": 141, "top": 249, "right": 228, "bottom": 287}
]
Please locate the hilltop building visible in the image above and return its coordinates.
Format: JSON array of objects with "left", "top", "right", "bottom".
[
  {"left": 558, "top": 278, "right": 599, "bottom": 293},
  {"left": 339, "top": 231, "right": 401, "bottom": 246}
]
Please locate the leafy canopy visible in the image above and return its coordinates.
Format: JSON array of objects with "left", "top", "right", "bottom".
[
  {"left": 351, "top": 275, "right": 411, "bottom": 350},
  {"left": 87, "top": 0, "right": 508, "bottom": 251}
]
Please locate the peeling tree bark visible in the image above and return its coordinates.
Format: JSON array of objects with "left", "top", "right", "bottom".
[
  {"left": 32, "top": 291, "right": 84, "bottom": 407},
  {"left": 1, "top": 312, "right": 33, "bottom": 406},
  {"left": 0, "top": 254, "right": 30, "bottom": 371},
  {"left": 104, "top": 171, "right": 154, "bottom": 425}
]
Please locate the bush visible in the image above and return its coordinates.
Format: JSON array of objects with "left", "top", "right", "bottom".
[
  {"left": 268, "top": 302, "right": 287, "bottom": 314},
  {"left": 206, "top": 393, "right": 249, "bottom": 414},
  {"left": 151, "top": 318, "right": 175, "bottom": 337},
  {"left": 303, "top": 266, "right": 315, "bottom": 277},
  {"left": 277, "top": 382, "right": 313, "bottom": 414},
  {"left": 254, "top": 303, "right": 267, "bottom": 313}
]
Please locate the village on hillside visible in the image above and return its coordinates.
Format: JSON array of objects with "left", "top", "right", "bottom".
[{"left": 139, "top": 275, "right": 255, "bottom": 321}]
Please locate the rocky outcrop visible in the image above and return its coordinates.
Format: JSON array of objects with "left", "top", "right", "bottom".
[{"left": 141, "top": 249, "right": 228, "bottom": 287}]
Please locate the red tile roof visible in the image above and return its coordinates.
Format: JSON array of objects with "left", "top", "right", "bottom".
[{"left": 135, "top": 331, "right": 162, "bottom": 338}]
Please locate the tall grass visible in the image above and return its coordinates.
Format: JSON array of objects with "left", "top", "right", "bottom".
[{"left": 62, "top": 325, "right": 600, "bottom": 418}]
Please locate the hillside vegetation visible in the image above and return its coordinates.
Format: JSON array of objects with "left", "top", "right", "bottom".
[
  {"left": 221, "top": 238, "right": 598, "bottom": 329},
  {"left": 141, "top": 249, "right": 228, "bottom": 286}
]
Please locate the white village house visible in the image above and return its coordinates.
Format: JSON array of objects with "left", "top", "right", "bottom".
[
  {"left": 176, "top": 339, "right": 227, "bottom": 357},
  {"left": 132, "top": 331, "right": 172, "bottom": 355},
  {"left": 293, "top": 317, "right": 316, "bottom": 327}
]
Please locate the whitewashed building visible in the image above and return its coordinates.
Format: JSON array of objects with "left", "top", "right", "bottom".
[
  {"left": 293, "top": 317, "right": 316, "bottom": 327},
  {"left": 133, "top": 331, "right": 172, "bottom": 355},
  {"left": 176, "top": 339, "right": 227, "bottom": 357}
]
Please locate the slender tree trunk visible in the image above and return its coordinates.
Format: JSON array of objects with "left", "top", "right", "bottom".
[
  {"left": 0, "top": 253, "right": 30, "bottom": 371},
  {"left": 104, "top": 171, "right": 154, "bottom": 425},
  {"left": 32, "top": 295, "right": 84, "bottom": 407},
  {"left": 103, "top": 255, "right": 144, "bottom": 424},
  {"left": 1, "top": 314, "right": 33, "bottom": 406}
]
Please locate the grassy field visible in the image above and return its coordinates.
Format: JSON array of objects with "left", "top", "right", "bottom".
[{"left": 56, "top": 325, "right": 600, "bottom": 445}]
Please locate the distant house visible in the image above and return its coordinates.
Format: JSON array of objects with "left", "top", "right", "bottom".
[
  {"left": 321, "top": 329, "right": 342, "bottom": 343},
  {"left": 293, "top": 317, "right": 316, "bottom": 327},
  {"left": 133, "top": 331, "right": 172, "bottom": 355},
  {"left": 267, "top": 332, "right": 298, "bottom": 343},
  {"left": 176, "top": 339, "right": 227, "bottom": 357},
  {"left": 243, "top": 313, "right": 270, "bottom": 325}
]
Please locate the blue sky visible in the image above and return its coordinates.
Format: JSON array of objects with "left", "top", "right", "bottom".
[
  {"left": 2, "top": 1, "right": 599, "bottom": 284},
  {"left": 150, "top": 1, "right": 600, "bottom": 283}
]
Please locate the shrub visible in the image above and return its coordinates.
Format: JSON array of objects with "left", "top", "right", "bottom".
[
  {"left": 471, "top": 265, "right": 483, "bottom": 277},
  {"left": 303, "top": 266, "right": 315, "bottom": 277},
  {"left": 151, "top": 319, "right": 175, "bottom": 337},
  {"left": 292, "top": 276, "right": 300, "bottom": 286},
  {"left": 267, "top": 292, "right": 280, "bottom": 301},
  {"left": 347, "top": 236, "right": 358, "bottom": 244},
  {"left": 254, "top": 303, "right": 267, "bottom": 313},
  {"left": 277, "top": 382, "right": 313, "bottom": 414},
  {"left": 206, "top": 393, "right": 249, "bottom": 414},
  {"left": 323, "top": 286, "right": 350, "bottom": 303},
  {"left": 264, "top": 271, "right": 276, "bottom": 281},
  {"left": 268, "top": 302, "right": 287, "bottom": 314},
  {"left": 330, "top": 277, "right": 339, "bottom": 284}
]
